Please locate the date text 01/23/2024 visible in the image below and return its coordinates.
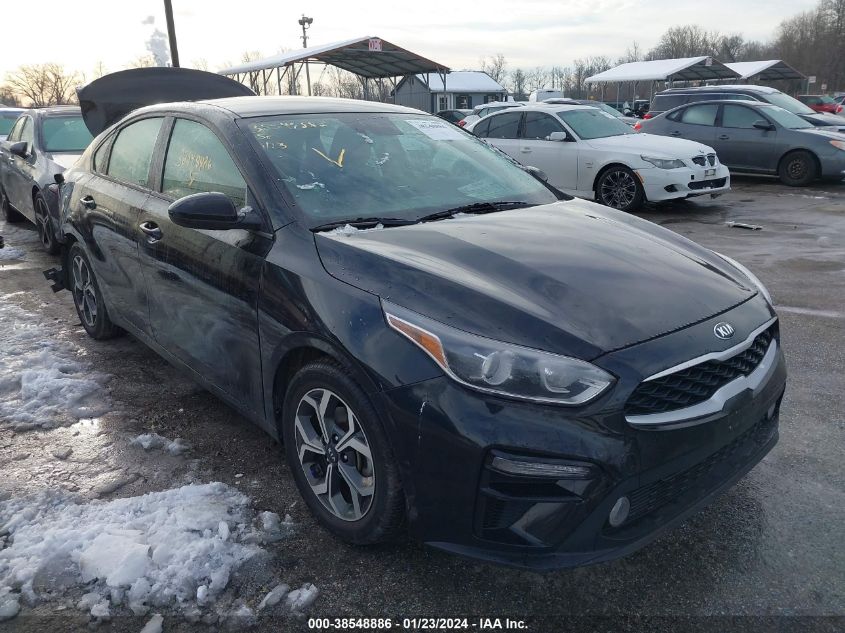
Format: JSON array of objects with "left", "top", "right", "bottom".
[{"left": 307, "top": 618, "right": 529, "bottom": 630}]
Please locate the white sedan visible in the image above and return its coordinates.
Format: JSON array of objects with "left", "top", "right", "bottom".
[{"left": 466, "top": 103, "right": 730, "bottom": 212}]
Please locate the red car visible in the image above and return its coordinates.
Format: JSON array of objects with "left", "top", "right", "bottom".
[{"left": 797, "top": 95, "right": 844, "bottom": 115}]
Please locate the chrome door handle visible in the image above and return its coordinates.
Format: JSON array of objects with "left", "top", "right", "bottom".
[{"left": 718, "top": 135, "right": 730, "bottom": 140}]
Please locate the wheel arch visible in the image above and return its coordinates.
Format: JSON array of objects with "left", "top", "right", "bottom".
[
  {"left": 269, "top": 333, "right": 382, "bottom": 440},
  {"left": 592, "top": 161, "right": 638, "bottom": 194},
  {"left": 777, "top": 147, "right": 821, "bottom": 177}
]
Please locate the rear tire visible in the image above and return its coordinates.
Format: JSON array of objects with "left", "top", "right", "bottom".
[
  {"left": 778, "top": 150, "right": 817, "bottom": 186},
  {"left": 34, "top": 193, "right": 60, "bottom": 255},
  {"left": 68, "top": 242, "right": 121, "bottom": 340},
  {"left": 1, "top": 188, "right": 24, "bottom": 223},
  {"left": 282, "top": 359, "right": 405, "bottom": 545},
  {"left": 596, "top": 165, "right": 645, "bottom": 212}
]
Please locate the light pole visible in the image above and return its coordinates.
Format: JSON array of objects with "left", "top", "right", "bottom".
[
  {"left": 299, "top": 14, "right": 313, "bottom": 96},
  {"left": 163, "top": 0, "right": 180, "bottom": 67}
]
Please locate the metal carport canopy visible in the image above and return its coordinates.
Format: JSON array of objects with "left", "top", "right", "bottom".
[
  {"left": 723, "top": 60, "right": 806, "bottom": 81},
  {"left": 586, "top": 57, "right": 740, "bottom": 83},
  {"left": 218, "top": 36, "right": 449, "bottom": 79}
]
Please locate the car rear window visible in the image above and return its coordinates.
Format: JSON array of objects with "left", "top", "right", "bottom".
[
  {"left": 651, "top": 95, "right": 689, "bottom": 111},
  {"left": 679, "top": 104, "right": 719, "bottom": 126},
  {"left": 42, "top": 116, "right": 93, "bottom": 153}
]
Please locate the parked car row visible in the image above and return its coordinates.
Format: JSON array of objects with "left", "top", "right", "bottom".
[{"left": 35, "top": 67, "right": 784, "bottom": 571}]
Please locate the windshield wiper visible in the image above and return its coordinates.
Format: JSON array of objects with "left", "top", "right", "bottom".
[
  {"left": 311, "top": 217, "right": 416, "bottom": 232},
  {"left": 417, "top": 201, "right": 531, "bottom": 223}
]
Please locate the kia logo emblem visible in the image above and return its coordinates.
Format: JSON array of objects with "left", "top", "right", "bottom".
[{"left": 714, "top": 322, "right": 735, "bottom": 339}]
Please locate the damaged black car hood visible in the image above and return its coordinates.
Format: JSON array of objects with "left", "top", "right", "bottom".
[{"left": 315, "top": 201, "right": 757, "bottom": 360}]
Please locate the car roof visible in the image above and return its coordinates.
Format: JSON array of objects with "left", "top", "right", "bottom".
[
  {"left": 660, "top": 84, "right": 778, "bottom": 95},
  {"left": 20, "top": 105, "right": 82, "bottom": 117},
  {"left": 194, "top": 95, "right": 424, "bottom": 117}
]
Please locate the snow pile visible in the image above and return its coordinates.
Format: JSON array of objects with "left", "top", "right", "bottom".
[
  {"left": 286, "top": 583, "right": 320, "bottom": 612},
  {"left": 0, "top": 247, "right": 25, "bottom": 261},
  {"left": 0, "top": 299, "right": 111, "bottom": 429},
  {"left": 130, "top": 433, "right": 191, "bottom": 456},
  {"left": 0, "top": 483, "right": 278, "bottom": 619}
]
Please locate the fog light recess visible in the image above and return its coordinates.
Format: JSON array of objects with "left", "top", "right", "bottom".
[
  {"left": 490, "top": 455, "right": 593, "bottom": 479},
  {"left": 608, "top": 496, "right": 630, "bottom": 527}
]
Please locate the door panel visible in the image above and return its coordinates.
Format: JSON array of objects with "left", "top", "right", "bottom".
[
  {"left": 713, "top": 105, "right": 778, "bottom": 171},
  {"left": 7, "top": 116, "right": 35, "bottom": 218},
  {"left": 138, "top": 118, "right": 269, "bottom": 414},
  {"left": 520, "top": 111, "right": 578, "bottom": 191}
]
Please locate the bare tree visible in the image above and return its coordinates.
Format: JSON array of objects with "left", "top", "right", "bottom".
[
  {"left": 525, "top": 67, "right": 550, "bottom": 93},
  {"left": 0, "top": 85, "right": 21, "bottom": 106},
  {"left": 480, "top": 54, "right": 508, "bottom": 85},
  {"left": 509, "top": 68, "right": 528, "bottom": 100},
  {"left": 4, "top": 64, "right": 82, "bottom": 106}
]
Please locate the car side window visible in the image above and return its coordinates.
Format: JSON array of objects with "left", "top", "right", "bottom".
[
  {"left": 162, "top": 119, "right": 247, "bottom": 208},
  {"left": 92, "top": 135, "right": 113, "bottom": 173},
  {"left": 679, "top": 104, "right": 719, "bottom": 126},
  {"left": 722, "top": 105, "right": 765, "bottom": 129},
  {"left": 486, "top": 111, "right": 522, "bottom": 139},
  {"left": 6, "top": 118, "right": 24, "bottom": 142},
  {"left": 522, "top": 112, "right": 564, "bottom": 139},
  {"left": 107, "top": 118, "right": 164, "bottom": 188},
  {"left": 473, "top": 117, "right": 491, "bottom": 138},
  {"left": 19, "top": 117, "right": 34, "bottom": 146}
]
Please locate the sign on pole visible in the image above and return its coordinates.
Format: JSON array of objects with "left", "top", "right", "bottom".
[{"left": 808, "top": 75, "right": 817, "bottom": 84}]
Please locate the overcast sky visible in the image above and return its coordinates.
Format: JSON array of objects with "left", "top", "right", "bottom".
[{"left": 1, "top": 0, "right": 820, "bottom": 82}]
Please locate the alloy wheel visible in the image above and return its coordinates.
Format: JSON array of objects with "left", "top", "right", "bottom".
[
  {"left": 600, "top": 170, "right": 637, "bottom": 209},
  {"left": 71, "top": 255, "right": 98, "bottom": 328},
  {"left": 35, "top": 198, "right": 54, "bottom": 251},
  {"left": 294, "top": 388, "right": 375, "bottom": 521}
]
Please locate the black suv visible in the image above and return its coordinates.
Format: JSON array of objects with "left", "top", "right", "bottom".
[{"left": 649, "top": 85, "right": 845, "bottom": 130}]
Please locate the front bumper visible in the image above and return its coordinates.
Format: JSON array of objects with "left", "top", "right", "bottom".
[
  {"left": 638, "top": 163, "right": 731, "bottom": 201},
  {"left": 378, "top": 298, "right": 785, "bottom": 569}
]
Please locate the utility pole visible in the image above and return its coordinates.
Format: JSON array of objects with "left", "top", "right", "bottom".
[
  {"left": 163, "top": 0, "right": 180, "bottom": 67},
  {"left": 299, "top": 14, "right": 313, "bottom": 95}
]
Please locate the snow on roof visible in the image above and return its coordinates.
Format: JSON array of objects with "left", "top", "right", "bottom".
[
  {"left": 219, "top": 36, "right": 448, "bottom": 79},
  {"left": 724, "top": 60, "right": 805, "bottom": 81},
  {"left": 418, "top": 71, "right": 505, "bottom": 93},
  {"left": 586, "top": 57, "right": 740, "bottom": 83}
]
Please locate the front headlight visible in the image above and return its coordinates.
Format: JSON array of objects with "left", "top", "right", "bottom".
[
  {"left": 641, "top": 155, "right": 686, "bottom": 169},
  {"left": 830, "top": 140, "right": 845, "bottom": 151},
  {"left": 383, "top": 302, "right": 615, "bottom": 405},
  {"left": 712, "top": 251, "right": 773, "bottom": 305}
]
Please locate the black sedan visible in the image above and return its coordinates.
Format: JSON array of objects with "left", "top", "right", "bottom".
[
  {"left": 638, "top": 100, "right": 845, "bottom": 186},
  {"left": 0, "top": 106, "right": 93, "bottom": 253},
  {"left": 52, "top": 69, "right": 786, "bottom": 569}
]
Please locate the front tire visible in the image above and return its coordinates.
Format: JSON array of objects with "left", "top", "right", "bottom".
[
  {"left": 596, "top": 165, "right": 645, "bottom": 212},
  {"left": 282, "top": 360, "right": 405, "bottom": 544},
  {"left": 778, "top": 150, "right": 817, "bottom": 186},
  {"left": 35, "top": 193, "right": 60, "bottom": 255},
  {"left": 68, "top": 242, "right": 121, "bottom": 340},
  {"left": 1, "top": 188, "right": 24, "bottom": 223}
]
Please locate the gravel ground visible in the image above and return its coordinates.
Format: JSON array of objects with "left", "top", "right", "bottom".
[{"left": 1, "top": 177, "right": 843, "bottom": 633}]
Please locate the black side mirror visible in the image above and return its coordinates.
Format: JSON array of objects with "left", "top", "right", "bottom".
[
  {"left": 753, "top": 120, "right": 775, "bottom": 131},
  {"left": 54, "top": 173, "right": 65, "bottom": 185},
  {"left": 9, "top": 141, "right": 28, "bottom": 158},
  {"left": 523, "top": 165, "right": 549, "bottom": 182},
  {"left": 168, "top": 192, "right": 262, "bottom": 231}
]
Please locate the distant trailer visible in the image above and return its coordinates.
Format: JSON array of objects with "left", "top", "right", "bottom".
[{"left": 529, "top": 89, "right": 563, "bottom": 101}]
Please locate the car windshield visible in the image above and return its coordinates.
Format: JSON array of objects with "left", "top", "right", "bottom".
[
  {"left": 765, "top": 92, "right": 816, "bottom": 115},
  {"left": 245, "top": 113, "right": 558, "bottom": 226},
  {"left": 760, "top": 105, "right": 814, "bottom": 129},
  {"left": 590, "top": 102, "right": 624, "bottom": 118},
  {"left": 0, "top": 114, "right": 19, "bottom": 136},
  {"left": 557, "top": 109, "right": 634, "bottom": 139},
  {"left": 42, "top": 116, "right": 93, "bottom": 152}
]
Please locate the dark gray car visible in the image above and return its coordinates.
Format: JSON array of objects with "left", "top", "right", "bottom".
[
  {"left": 0, "top": 106, "right": 93, "bottom": 253},
  {"left": 639, "top": 100, "right": 845, "bottom": 186}
]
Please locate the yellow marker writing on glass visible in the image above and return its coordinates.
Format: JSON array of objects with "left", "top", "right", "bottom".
[{"left": 312, "top": 147, "right": 345, "bottom": 168}]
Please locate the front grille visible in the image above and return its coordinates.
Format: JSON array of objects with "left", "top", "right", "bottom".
[
  {"left": 692, "top": 154, "right": 717, "bottom": 167},
  {"left": 625, "top": 324, "right": 776, "bottom": 417},
  {"left": 688, "top": 177, "right": 727, "bottom": 190},
  {"left": 623, "top": 413, "right": 776, "bottom": 525}
]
